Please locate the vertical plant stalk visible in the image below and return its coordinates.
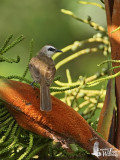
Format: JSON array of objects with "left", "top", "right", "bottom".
[
  {"left": 97, "top": 79, "right": 116, "bottom": 141},
  {"left": 104, "top": 0, "right": 120, "bottom": 149}
]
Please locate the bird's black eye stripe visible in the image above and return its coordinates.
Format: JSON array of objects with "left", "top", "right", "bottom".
[{"left": 48, "top": 47, "right": 55, "bottom": 52}]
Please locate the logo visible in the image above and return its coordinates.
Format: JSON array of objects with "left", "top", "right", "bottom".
[{"left": 92, "top": 141, "right": 118, "bottom": 157}]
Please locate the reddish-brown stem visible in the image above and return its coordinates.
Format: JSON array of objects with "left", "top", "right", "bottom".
[
  {"left": 0, "top": 79, "right": 120, "bottom": 159},
  {"left": 105, "top": 0, "right": 120, "bottom": 149}
]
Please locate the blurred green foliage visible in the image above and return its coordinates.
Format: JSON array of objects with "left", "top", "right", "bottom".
[{"left": 0, "top": 0, "right": 106, "bottom": 82}]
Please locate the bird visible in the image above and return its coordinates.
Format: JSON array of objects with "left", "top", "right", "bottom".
[{"left": 29, "top": 45, "right": 62, "bottom": 111}]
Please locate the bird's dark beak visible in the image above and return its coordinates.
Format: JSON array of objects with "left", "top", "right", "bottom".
[{"left": 55, "top": 49, "right": 62, "bottom": 53}]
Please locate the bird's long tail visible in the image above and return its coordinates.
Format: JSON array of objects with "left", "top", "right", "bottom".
[{"left": 40, "top": 82, "right": 52, "bottom": 111}]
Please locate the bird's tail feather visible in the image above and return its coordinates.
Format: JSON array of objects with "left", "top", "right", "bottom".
[{"left": 40, "top": 82, "right": 52, "bottom": 111}]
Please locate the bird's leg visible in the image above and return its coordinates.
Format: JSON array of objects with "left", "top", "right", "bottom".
[{"left": 30, "top": 81, "right": 35, "bottom": 88}]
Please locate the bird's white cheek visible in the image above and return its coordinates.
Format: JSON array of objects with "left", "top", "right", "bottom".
[{"left": 47, "top": 51, "right": 55, "bottom": 57}]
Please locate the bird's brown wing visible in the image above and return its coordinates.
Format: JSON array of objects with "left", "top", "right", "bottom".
[
  {"left": 29, "top": 55, "right": 56, "bottom": 85},
  {"left": 36, "top": 55, "right": 56, "bottom": 86},
  {"left": 45, "top": 65, "right": 56, "bottom": 86},
  {"left": 29, "top": 57, "right": 42, "bottom": 83}
]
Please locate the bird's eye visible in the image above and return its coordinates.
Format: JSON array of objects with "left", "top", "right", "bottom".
[{"left": 48, "top": 47, "right": 55, "bottom": 52}]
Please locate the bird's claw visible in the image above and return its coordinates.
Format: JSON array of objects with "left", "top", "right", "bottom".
[{"left": 30, "top": 81, "right": 35, "bottom": 88}]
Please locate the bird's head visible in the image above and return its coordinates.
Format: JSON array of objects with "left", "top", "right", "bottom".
[{"left": 40, "top": 45, "right": 62, "bottom": 57}]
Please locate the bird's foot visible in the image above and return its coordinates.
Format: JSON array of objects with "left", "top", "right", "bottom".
[{"left": 30, "top": 81, "right": 35, "bottom": 88}]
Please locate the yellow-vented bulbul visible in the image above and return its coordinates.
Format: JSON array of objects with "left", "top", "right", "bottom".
[{"left": 29, "top": 45, "right": 62, "bottom": 111}]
